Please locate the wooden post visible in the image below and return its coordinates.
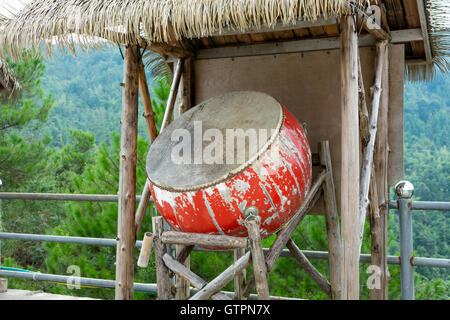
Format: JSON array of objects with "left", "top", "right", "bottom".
[
  {"left": 234, "top": 248, "right": 246, "bottom": 300},
  {"left": 153, "top": 216, "right": 171, "bottom": 300},
  {"left": 179, "top": 57, "right": 193, "bottom": 114},
  {"left": 319, "top": 141, "right": 342, "bottom": 299},
  {"left": 138, "top": 61, "right": 158, "bottom": 142},
  {"left": 246, "top": 217, "right": 269, "bottom": 300},
  {"left": 371, "top": 43, "right": 390, "bottom": 300},
  {"left": 135, "top": 181, "right": 151, "bottom": 238},
  {"left": 0, "top": 278, "right": 7, "bottom": 293},
  {"left": 115, "top": 45, "right": 139, "bottom": 300},
  {"left": 358, "top": 41, "right": 388, "bottom": 252},
  {"left": 161, "top": 59, "right": 183, "bottom": 131},
  {"left": 340, "top": 15, "right": 360, "bottom": 300},
  {"left": 175, "top": 244, "right": 190, "bottom": 300}
]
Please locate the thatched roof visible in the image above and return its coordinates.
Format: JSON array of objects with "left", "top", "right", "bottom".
[
  {"left": 0, "top": 58, "right": 20, "bottom": 92},
  {"left": 0, "top": 14, "right": 19, "bottom": 92},
  {"left": 0, "top": 0, "right": 448, "bottom": 81}
]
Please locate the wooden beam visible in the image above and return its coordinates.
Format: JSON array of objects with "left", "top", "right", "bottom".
[
  {"left": 179, "top": 58, "right": 194, "bottom": 114},
  {"left": 205, "top": 17, "right": 337, "bottom": 38},
  {"left": 153, "top": 216, "right": 171, "bottom": 300},
  {"left": 190, "top": 252, "right": 251, "bottom": 300},
  {"left": 175, "top": 244, "right": 190, "bottom": 299},
  {"left": 371, "top": 42, "right": 390, "bottom": 300},
  {"left": 134, "top": 182, "right": 151, "bottom": 239},
  {"left": 138, "top": 61, "right": 158, "bottom": 142},
  {"left": 340, "top": 15, "right": 360, "bottom": 300},
  {"left": 163, "top": 253, "right": 231, "bottom": 300},
  {"left": 358, "top": 41, "right": 388, "bottom": 253},
  {"left": 319, "top": 141, "right": 342, "bottom": 300},
  {"left": 115, "top": 45, "right": 139, "bottom": 300},
  {"left": 146, "top": 42, "right": 194, "bottom": 59},
  {"left": 286, "top": 239, "right": 332, "bottom": 298},
  {"left": 234, "top": 248, "right": 246, "bottom": 300},
  {"left": 361, "top": 13, "right": 391, "bottom": 41},
  {"left": 416, "top": 0, "right": 432, "bottom": 62},
  {"left": 161, "top": 59, "right": 183, "bottom": 131},
  {"left": 196, "top": 29, "right": 422, "bottom": 60},
  {"left": 161, "top": 231, "right": 248, "bottom": 249},
  {"left": 246, "top": 218, "right": 269, "bottom": 300},
  {"left": 243, "top": 170, "right": 327, "bottom": 297}
]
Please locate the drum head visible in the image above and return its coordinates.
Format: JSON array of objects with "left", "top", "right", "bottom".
[{"left": 146, "top": 91, "right": 284, "bottom": 191}]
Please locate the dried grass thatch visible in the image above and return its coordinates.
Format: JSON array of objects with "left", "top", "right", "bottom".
[
  {"left": 0, "top": 0, "right": 368, "bottom": 59},
  {"left": 406, "top": 0, "right": 450, "bottom": 82},
  {"left": 0, "top": 57, "right": 20, "bottom": 92},
  {"left": 0, "top": 0, "right": 448, "bottom": 82}
]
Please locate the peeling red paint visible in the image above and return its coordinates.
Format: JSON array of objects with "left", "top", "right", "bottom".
[{"left": 150, "top": 106, "right": 312, "bottom": 239}]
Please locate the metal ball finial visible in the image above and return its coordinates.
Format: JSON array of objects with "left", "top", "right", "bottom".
[{"left": 394, "top": 180, "right": 414, "bottom": 199}]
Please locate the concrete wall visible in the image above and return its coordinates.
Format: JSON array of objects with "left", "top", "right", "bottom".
[{"left": 193, "top": 45, "right": 404, "bottom": 214}]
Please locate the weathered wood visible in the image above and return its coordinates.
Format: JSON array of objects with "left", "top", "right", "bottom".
[
  {"left": 358, "top": 58, "right": 370, "bottom": 147},
  {"left": 196, "top": 29, "right": 420, "bottom": 60},
  {"left": 246, "top": 218, "right": 269, "bottom": 300},
  {"left": 243, "top": 170, "right": 327, "bottom": 297},
  {"left": 176, "top": 245, "right": 195, "bottom": 265},
  {"left": 190, "top": 251, "right": 251, "bottom": 300},
  {"left": 180, "top": 58, "right": 193, "bottom": 114},
  {"left": 162, "top": 231, "right": 248, "bottom": 249},
  {"left": 147, "top": 42, "right": 194, "bottom": 59},
  {"left": 115, "top": 45, "right": 139, "bottom": 300},
  {"left": 138, "top": 61, "right": 158, "bottom": 142},
  {"left": 206, "top": 17, "right": 336, "bottom": 38},
  {"left": 234, "top": 248, "right": 246, "bottom": 300},
  {"left": 137, "top": 232, "right": 154, "bottom": 268},
  {"left": 340, "top": 15, "right": 360, "bottom": 300},
  {"left": 358, "top": 41, "right": 388, "bottom": 253},
  {"left": 416, "top": 0, "right": 432, "bottom": 62},
  {"left": 286, "top": 239, "right": 332, "bottom": 298},
  {"left": 163, "top": 253, "right": 203, "bottom": 289},
  {"left": 153, "top": 216, "right": 171, "bottom": 300},
  {"left": 135, "top": 182, "right": 151, "bottom": 238},
  {"left": 361, "top": 13, "right": 391, "bottom": 41},
  {"left": 371, "top": 42, "right": 390, "bottom": 300},
  {"left": 162, "top": 253, "right": 230, "bottom": 300},
  {"left": 175, "top": 244, "right": 190, "bottom": 299},
  {"left": 161, "top": 59, "right": 183, "bottom": 131},
  {"left": 319, "top": 141, "right": 342, "bottom": 300}
]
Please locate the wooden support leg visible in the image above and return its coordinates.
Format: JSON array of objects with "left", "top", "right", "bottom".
[
  {"left": 286, "top": 239, "right": 332, "bottom": 298},
  {"left": 319, "top": 141, "right": 342, "bottom": 300},
  {"left": 234, "top": 248, "right": 246, "bottom": 300},
  {"left": 340, "top": 14, "right": 360, "bottom": 300},
  {"left": 175, "top": 244, "right": 190, "bottom": 300},
  {"left": 358, "top": 41, "right": 388, "bottom": 253},
  {"left": 243, "top": 170, "right": 327, "bottom": 297},
  {"left": 153, "top": 216, "right": 171, "bottom": 300},
  {"left": 190, "top": 252, "right": 251, "bottom": 300},
  {"left": 371, "top": 43, "right": 390, "bottom": 300},
  {"left": 115, "top": 44, "right": 139, "bottom": 300},
  {"left": 163, "top": 253, "right": 231, "bottom": 300},
  {"left": 246, "top": 217, "right": 269, "bottom": 300}
]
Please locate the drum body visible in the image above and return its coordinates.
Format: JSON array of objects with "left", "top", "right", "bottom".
[{"left": 147, "top": 91, "right": 312, "bottom": 238}]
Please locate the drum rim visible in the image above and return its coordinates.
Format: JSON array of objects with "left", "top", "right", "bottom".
[{"left": 146, "top": 100, "right": 286, "bottom": 193}]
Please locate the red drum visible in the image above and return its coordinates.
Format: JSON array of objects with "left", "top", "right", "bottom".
[{"left": 146, "top": 91, "right": 312, "bottom": 238}]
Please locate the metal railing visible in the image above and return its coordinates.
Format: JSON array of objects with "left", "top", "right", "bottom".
[{"left": 0, "top": 180, "right": 448, "bottom": 300}]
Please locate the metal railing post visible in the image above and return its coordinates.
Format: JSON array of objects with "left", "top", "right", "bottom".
[{"left": 395, "top": 181, "right": 415, "bottom": 300}]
